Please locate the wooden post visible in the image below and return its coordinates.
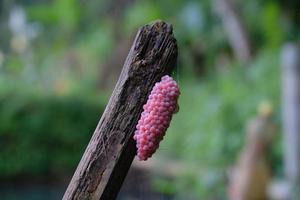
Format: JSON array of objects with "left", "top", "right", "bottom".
[
  {"left": 281, "top": 43, "right": 300, "bottom": 200},
  {"left": 62, "top": 21, "right": 178, "bottom": 200}
]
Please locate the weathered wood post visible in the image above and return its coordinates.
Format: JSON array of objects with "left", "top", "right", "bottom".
[
  {"left": 281, "top": 43, "right": 300, "bottom": 200},
  {"left": 63, "top": 21, "right": 178, "bottom": 200}
]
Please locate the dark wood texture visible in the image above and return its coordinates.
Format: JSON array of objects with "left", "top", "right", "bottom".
[{"left": 63, "top": 21, "right": 178, "bottom": 200}]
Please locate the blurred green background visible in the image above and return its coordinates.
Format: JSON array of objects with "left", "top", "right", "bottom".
[{"left": 0, "top": 0, "right": 299, "bottom": 199}]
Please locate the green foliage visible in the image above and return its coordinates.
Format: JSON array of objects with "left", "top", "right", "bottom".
[
  {"left": 27, "top": 0, "right": 80, "bottom": 31},
  {"left": 0, "top": 0, "right": 299, "bottom": 198},
  {"left": 123, "top": 2, "right": 163, "bottom": 35},
  {"left": 158, "top": 49, "right": 282, "bottom": 198},
  {"left": 0, "top": 92, "right": 104, "bottom": 178},
  {"left": 262, "top": 3, "right": 285, "bottom": 48}
]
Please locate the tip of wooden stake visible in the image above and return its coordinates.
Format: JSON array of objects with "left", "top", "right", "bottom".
[{"left": 150, "top": 20, "right": 173, "bottom": 33}]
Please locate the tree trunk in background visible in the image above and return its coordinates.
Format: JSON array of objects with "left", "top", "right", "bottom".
[
  {"left": 281, "top": 43, "right": 300, "bottom": 200},
  {"left": 107, "top": 0, "right": 136, "bottom": 41},
  {"left": 0, "top": 0, "right": 14, "bottom": 51},
  {"left": 214, "top": 0, "right": 253, "bottom": 64},
  {"left": 228, "top": 106, "right": 276, "bottom": 200},
  {"left": 99, "top": 39, "right": 132, "bottom": 90},
  {"left": 98, "top": 0, "right": 135, "bottom": 90}
]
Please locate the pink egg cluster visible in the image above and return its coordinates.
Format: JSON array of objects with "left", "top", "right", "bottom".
[{"left": 133, "top": 75, "right": 180, "bottom": 161}]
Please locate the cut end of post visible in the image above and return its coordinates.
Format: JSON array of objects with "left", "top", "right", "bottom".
[
  {"left": 149, "top": 20, "right": 173, "bottom": 34},
  {"left": 132, "top": 20, "right": 177, "bottom": 78}
]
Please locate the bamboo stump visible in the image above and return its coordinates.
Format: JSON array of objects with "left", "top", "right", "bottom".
[{"left": 63, "top": 21, "right": 178, "bottom": 200}]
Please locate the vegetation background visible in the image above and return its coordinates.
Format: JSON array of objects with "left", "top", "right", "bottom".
[{"left": 0, "top": 0, "right": 299, "bottom": 199}]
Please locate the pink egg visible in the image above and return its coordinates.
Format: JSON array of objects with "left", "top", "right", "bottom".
[{"left": 133, "top": 75, "right": 180, "bottom": 161}]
